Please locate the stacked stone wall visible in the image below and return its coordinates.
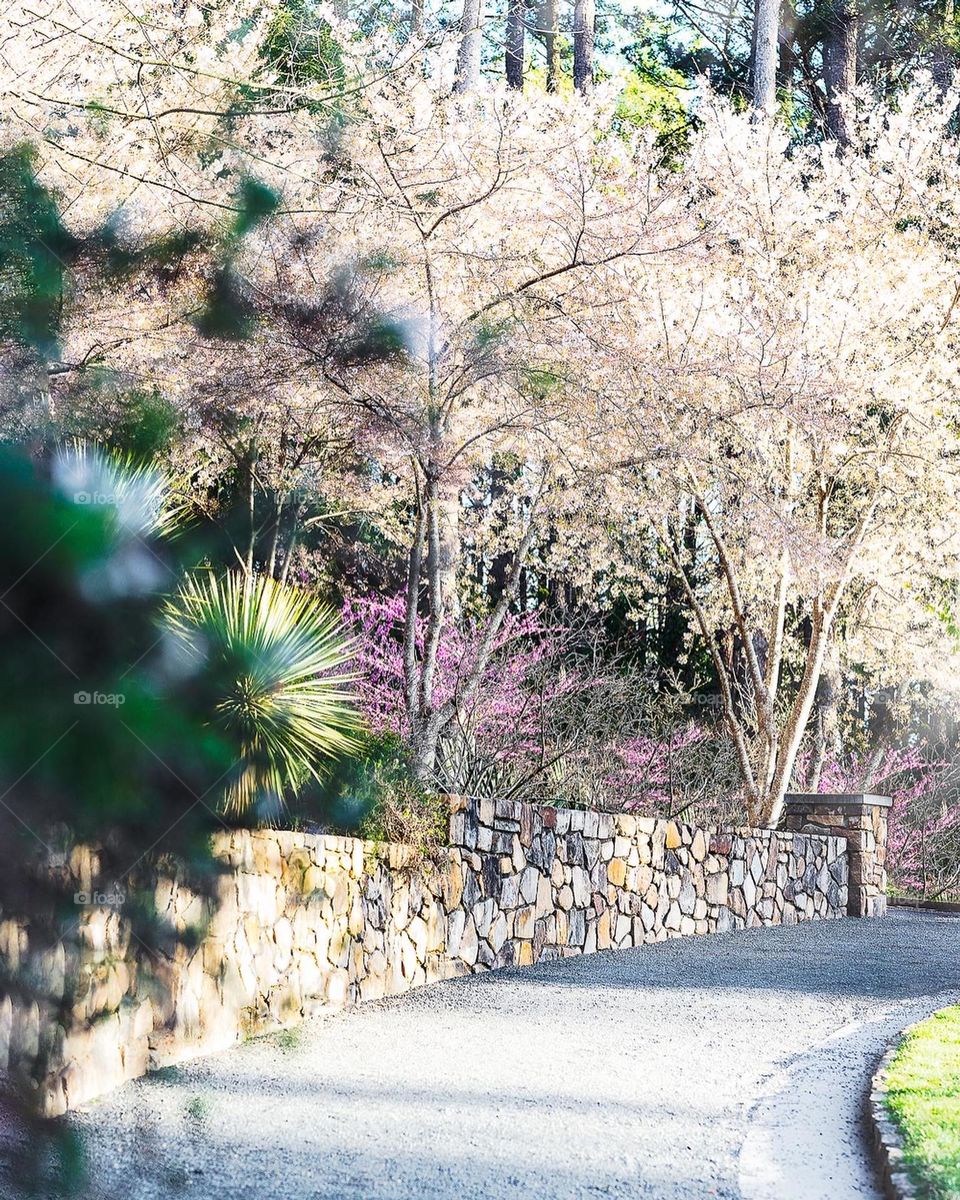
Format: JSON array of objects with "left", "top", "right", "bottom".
[
  {"left": 783, "top": 793, "right": 890, "bottom": 917},
  {"left": 1, "top": 796, "right": 849, "bottom": 1116}
]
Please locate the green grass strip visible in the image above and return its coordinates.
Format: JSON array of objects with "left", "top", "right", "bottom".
[{"left": 885, "top": 1006, "right": 960, "bottom": 1199}]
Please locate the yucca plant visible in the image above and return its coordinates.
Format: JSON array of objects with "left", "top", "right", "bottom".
[
  {"left": 165, "top": 571, "right": 360, "bottom": 816},
  {"left": 53, "top": 438, "right": 186, "bottom": 540}
]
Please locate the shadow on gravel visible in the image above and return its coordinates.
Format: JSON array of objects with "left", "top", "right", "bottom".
[{"left": 457, "top": 911, "right": 960, "bottom": 1001}]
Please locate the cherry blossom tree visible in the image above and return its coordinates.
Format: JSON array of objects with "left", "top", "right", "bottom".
[{"left": 605, "top": 91, "right": 960, "bottom": 826}]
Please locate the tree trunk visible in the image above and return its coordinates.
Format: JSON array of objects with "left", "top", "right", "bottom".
[
  {"left": 506, "top": 0, "right": 525, "bottom": 89},
  {"left": 751, "top": 0, "right": 780, "bottom": 112},
  {"left": 454, "top": 0, "right": 485, "bottom": 93},
  {"left": 823, "top": 0, "right": 858, "bottom": 144},
  {"left": 932, "top": 0, "right": 957, "bottom": 93},
  {"left": 410, "top": 0, "right": 424, "bottom": 35},
  {"left": 573, "top": 0, "right": 594, "bottom": 95},
  {"left": 537, "top": 0, "right": 560, "bottom": 92},
  {"left": 862, "top": 681, "right": 908, "bottom": 790},
  {"left": 438, "top": 489, "right": 460, "bottom": 618},
  {"left": 777, "top": 0, "right": 797, "bottom": 93},
  {"left": 808, "top": 639, "right": 841, "bottom": 790},
  {"left": 244, "top": 438, "right": 257, "bottom": 578}
]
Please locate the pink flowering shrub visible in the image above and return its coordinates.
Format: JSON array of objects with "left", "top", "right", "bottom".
[
  {"left": 604, "top": 725, "right": 712, "bottom": 809},
  {"left": 342, "top": 592, "right": 567, "bottom": 746},
  {"left": 810, "top": 745, "right": 960, "bottom": 899},
  {"left": 342, "top": 592, "right": 739, "bottom": 818}
]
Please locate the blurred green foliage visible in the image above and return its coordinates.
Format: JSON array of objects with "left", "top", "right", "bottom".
[
  {"left": 0, "top": 145, "right": 78, "bottom": 356},
  {"left": 261, "top": 0, "right": 345, "bottom": 90}
]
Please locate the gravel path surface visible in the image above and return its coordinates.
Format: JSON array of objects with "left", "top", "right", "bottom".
[{"left": 67, "top": 910, "right": 960, "bottom": 1200}]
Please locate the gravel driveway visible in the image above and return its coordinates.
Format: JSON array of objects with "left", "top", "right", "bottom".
[{"left": 66, "top": 910, "right": 960, "bottom": 1200}]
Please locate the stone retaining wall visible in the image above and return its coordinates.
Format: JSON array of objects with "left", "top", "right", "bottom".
[{"left": 1, "top": 796, "right": 849, "bottom": 1116}]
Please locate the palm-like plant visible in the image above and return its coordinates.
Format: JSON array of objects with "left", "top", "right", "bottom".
[
  {"left": 165, "top": 571, "right": 360, "bottom": 816},
  {"left": 54, "top": 439, "right": 186, "bottom": 540}
]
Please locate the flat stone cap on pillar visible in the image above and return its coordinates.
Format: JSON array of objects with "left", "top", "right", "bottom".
[{"left": 785, "top": 792, "right": 892, "bottom": 809}]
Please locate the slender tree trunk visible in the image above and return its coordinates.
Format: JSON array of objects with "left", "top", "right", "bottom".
[
  {"left": 861, "top": 681, "right": 908, "bottom": 790},
  {"left": 777, "top": 0, "right": 797, "bottom": 94},
  {"left": 278, "top": 502, "right": 304, "bottom": 585},
  {"left": 438, "top": 489, "right": 460, "bottom": 618},
  {"left": 506, "top": 0, "right": 525, "bottom": 89},
  {"left": 751, "top": 0, "right": 780, "bottom": 112},
  {"left": 932, "top": 0, "right": 957, "bottom": 93},
  {"left": 573, "top": 0, "right": 594, "bottom": 95},
  {"left": 748, "top": 0, "right": 759, "bottom": 97},
  {"left": 410, "top": 0, "right": 424, "bottom": 35},
  {"left": 405, "top": 470, "right": 547, "bottom": 783},
  {"left": 823, "top": 0, "right": 859, "bottom": 144},
  {"left": 454, "top": 0, "right": 485, "bottom": 92},
  {"left": 266, "top": 495, "right": 284, "bottom": 579},
  {"left": 244, "top": 438, "right": 257, "bottom": 578},
  {"left": 537, "top": 0, "right": 560, "bottom": 92},
  {"left": 762, "top": 600, "right": 834, "bottom": 826},
  {"left": 808, "top": 639, "right": 841, "bottom": 791}
]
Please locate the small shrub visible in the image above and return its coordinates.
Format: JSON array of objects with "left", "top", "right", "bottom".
[
  {"left": 185, "top": 1095, "right": 209, "bottom": 1121},
  {"left": 272, "top": 1027, "right": 303, "bottom": 1051},
  {"left": 326, "top": 732, "right": 448, "bottom": 856},
  {"left": 360, "top": 784, "right": 448, "bottom": 857}
]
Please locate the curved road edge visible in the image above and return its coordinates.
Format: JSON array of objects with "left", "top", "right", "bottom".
[{"left": 738, "top": 991, "right": 960, "bottom": 1200}]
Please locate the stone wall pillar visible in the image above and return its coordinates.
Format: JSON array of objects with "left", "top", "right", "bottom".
[{"left": 782, "top": 793, "right": 891, "bottom": 917}]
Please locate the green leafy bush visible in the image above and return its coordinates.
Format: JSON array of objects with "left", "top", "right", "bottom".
[{"left": 322, "top": 732, "right": 448, "bottom": 855}]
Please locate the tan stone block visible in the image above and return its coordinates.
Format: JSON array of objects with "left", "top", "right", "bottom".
[
  {"left": 408, "top": 916, "right": 428, "bottom": 959},
  {"left": 597, "top": 910, "right": 611, "bottom": 950},
  {"left": 706, "top": 873, "right": 728, "bottom": 906},
  {"left": 325, "top": 970, "right": 349, "bottom": 1006},
  {"left": 332, "top": 873, "right": 350, "bottom": 916},
  {"left": 607, "top": 859, "right": 626, "bottom": 887},
  {"left": 443, "top": 856, "right": 464, "bottom": 910},
  {"left": 517, "top": 942, "right": 534, "bottom": 967},
  {"left": 489, "top": 912, "right": 509, "bottom": 953},
  {"left": 512, "top": 835, "right": 526, "bottom": 873},
  {"left": 301, "top": 865, "right": 326, "bottom": 896},
  {"left": 535, "top": 873, "right": 554, "bottom": 919},
  {"left": 555, "top": 910, "right": 569, "bottom": 946},
  {"left": 400, "top": 933, "right": 419, "bottom": 979},
  {"left": 515, "top": 906, "right": 536, "bottom": 939},
  {"left": 202, "top": 939, "right": 225, "bottom": 975},
  {"left": 665, "top": 823, "right": 682, "bottom": 850},
  {"left": 360, "top": 971, "right": 386, "bottom": 1003}
]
